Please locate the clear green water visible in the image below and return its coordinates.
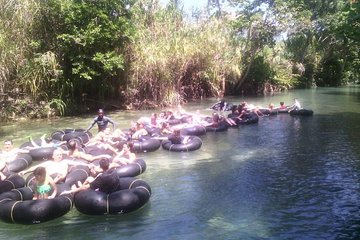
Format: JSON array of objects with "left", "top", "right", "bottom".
[{"left": 0, "top": 86, "right": 360, "bottom": 240}]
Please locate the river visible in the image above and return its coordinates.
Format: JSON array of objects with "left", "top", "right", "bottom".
[{"left": 0, "top": 86, "right": 359, "bottom": 240}]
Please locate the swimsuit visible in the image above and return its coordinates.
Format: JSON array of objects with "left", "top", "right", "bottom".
[{"left": 37, "top": 184, "right": 51, "bottom": 195}]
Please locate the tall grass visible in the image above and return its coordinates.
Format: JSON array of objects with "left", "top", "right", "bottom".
[
  {"left": 0, "top": 0, "right": 40, "bottom": 93},
  {"left": 126, "top": 3, "right": 242, "bottom": 107}
]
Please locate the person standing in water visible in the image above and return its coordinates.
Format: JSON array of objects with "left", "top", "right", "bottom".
[{"left": 86, "top": 109, "right": 116, "bottom": 132}]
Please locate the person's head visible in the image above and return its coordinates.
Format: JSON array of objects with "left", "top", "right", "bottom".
[
  {"left": 99, "top": 158, "right": 110, "bottom": 171},
  {"left": 52, "top": 148, "right": 63, "bottom": 162},
  {"left": 123, "top": 142, "right": 134, "bottom": 152},
  {"left": 68, "top": 140, "right": 79, "bottom": 151},
  {"left": 212, "top": 113, "right": 219, "bottom": 122},
  {"left": 231, "top": 105, "right": 237, "bottom": 113},
  {"left": 280, "top": 101, "right": 284, "bottom": 106},
  {"left": 34, "top": 166, "right": 46, "bottom": 183},
  {"left": 98, "top": 109, "right": 104, "bottom": 118},
  {"left": 3, "top": 140, "right": 13, "bottom": 151},
  {"left": 173, "top": 129, "right": 181, "bottom": 136},
  {"left": 269, "top": 103, "right": 274, "bottom": 109},
  {"left": 136, "top": 121, "right": 143, "bottom": 129},
  {"left": 45, "top": 137, "right": 52, "bottom": 143}
]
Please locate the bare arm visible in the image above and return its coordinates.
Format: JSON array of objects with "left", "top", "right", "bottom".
[
  {"left": 76, "top": 151, "right": 111, "bottom": 162},
  {"left": 48, "top": 177, "right": 57, "bottom": 199}
]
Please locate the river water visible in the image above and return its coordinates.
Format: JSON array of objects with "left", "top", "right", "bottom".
[{"left": 0, "top": 86, "right": 359, "bottom": 240}]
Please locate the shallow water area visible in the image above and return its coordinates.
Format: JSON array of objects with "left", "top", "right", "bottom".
[{"left": 0, "top": 86, "right": 360, "bottom": 239}]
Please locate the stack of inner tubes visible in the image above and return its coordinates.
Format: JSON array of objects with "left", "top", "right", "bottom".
[
  {"left": 73, "top": 177, "right": 151, "bottom": 215},
  {"left": 0, "top": 187, "right": 73, "bottom": 224},
  {"left": 162, "top": 136, "right": 202, "bottom": 152},
  {"left": 6, "top": 153, "right": 33, "bottom": 173},
  {"left": 0, "top": 174, "right": 25, "bottom": 194}
]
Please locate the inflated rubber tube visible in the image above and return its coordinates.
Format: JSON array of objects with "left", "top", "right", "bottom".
[
  {"left": 259, "top": 108, "right": 278, "bottom": 115},
  {"left": 0, "top": 175, "right": 25, "bottom": 194},
  {"left": 162, "top": 136, "right": 202, "bottom": 152},
  {"left": 63, "top": 131, "right": 91, "bottom": 144},
  {"left": 205, "top": 123, "right": 228, "bottom": 132},
  {"left": 145, "top": 127, "right": 161, "bottom": 137},
  {"left": 132, "top": 138, "right": 161, "bottom": 153},
  {"left": 51, "top": 130, "right": 66, "bottom": 141},
  {"left": 25, "top": 165, "right": 90, "bottom": 188},
  {"left": 210, "top": 102, "right": 234, "bottom": 111},
  {"left": 84, "top": 146, "right": 114, "bottom": 156},
  {"left": 114, "top": 159, "right": 147, "bottom": 177},
  {"left": 278, "top": 108, "right": 289, "bottom": 114},
  {"left": 64, "top": 165, "right": 91, "bottom": 186},
  {"left": 20, "top": 139, "right": 66, "bottom": 150},
  {"left": 6, "top": 153, "right": 33, "bottom": 173},
  {"left": 289, "top": 109, "right": 314, "bottom": 116},
  {"left": 51, "top": 129, "right": 92, "bottom": 142},
  {"left": 236, "top": 113, "right": 259, "bottom": 124},
  {"left": 0, "top": 187, "right": 73, "bottom": 224},
  {"left": 167, "top": 118, "right": 182, "bottom": 126},
  {"left": 29, "top": 147, "right": 56, "bottom": 161},
  {"left": 74, "top": 177, "right": 151, "bottom": 215},
  {"left": 180, "top": 125, "right": 206, "bottom": 136},
  {"left": 19, "top": 139, "right": 42, "bottom": 149}
]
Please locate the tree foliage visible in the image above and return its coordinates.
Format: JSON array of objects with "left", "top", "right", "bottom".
[{"left": 0, "top": 0, "right": 358, "bottom": 120}]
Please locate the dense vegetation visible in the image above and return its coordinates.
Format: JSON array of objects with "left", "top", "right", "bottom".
[{"left": 0, "top": 0, "right": 359, "bottom": 120}]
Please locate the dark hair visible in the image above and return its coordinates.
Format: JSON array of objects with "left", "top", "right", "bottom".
[
  {"left": 68, "top": 140, "right": 78, "bottom": 151},
  {"left": 98, "top": 109, "right": 104, "bottom": 114},
  {"left": 127, "top": 142, "right": 134, "bottom": 151},
  {"left": 280, "top": 102, "right": 284, "bottom": 105},
  {"left": 99, "top": 158, "right": 110, "bottom": 171},
  {"left": 4, "top": 139, "right": 13, "bottom": 145},
  {"left": 212, "top": 113, "right": 220, "bottom": 122},
  {"left": 231, "top": 105, "right": 237, "bottom": 112},
  {"left": 34, "top": 166, "right": 46, "bottom": 177}
]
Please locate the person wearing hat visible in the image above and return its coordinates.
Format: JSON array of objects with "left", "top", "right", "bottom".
[{"left": 85, "top": 109, "right": 116, "bottom": 132}]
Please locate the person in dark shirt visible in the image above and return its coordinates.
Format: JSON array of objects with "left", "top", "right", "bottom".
[
  {"left": 168, "top": 129, "right": 184, "bottom": 144},
  {"left": 60, "top": 158, "right": 121, "bottom": 195},
  {"left": 86, "top": 109, "right": 116, "bottom": 132}
]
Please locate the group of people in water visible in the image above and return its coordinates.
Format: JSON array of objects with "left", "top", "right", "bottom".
[
  {"left": 0, "top": 114, "right": 140, "bottom": 199},
  {"left": 0, "top": 98, "right": 302, "bottom": 200}
]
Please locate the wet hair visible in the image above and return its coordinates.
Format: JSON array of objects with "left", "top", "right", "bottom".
[
  {"left": 212, "top": 113, "right": 220, "bottom": 122},
  {"left": 125, "top": 142, "right": 134, "bottom": 152},
  {"left": 34, "top": 166, "right": 46, "bottom": 178},
  {"left": 231, "top": 105, "right": 237, "bottom": 113},
  {"left": 68, "top": 140, "right": 78, "bottom": 151},
  {"left": 99, "top": 158, "right": 110, "bottom": 171},
  {"left": 280, "top": 102, "right": 284, "bottom": 105}
]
